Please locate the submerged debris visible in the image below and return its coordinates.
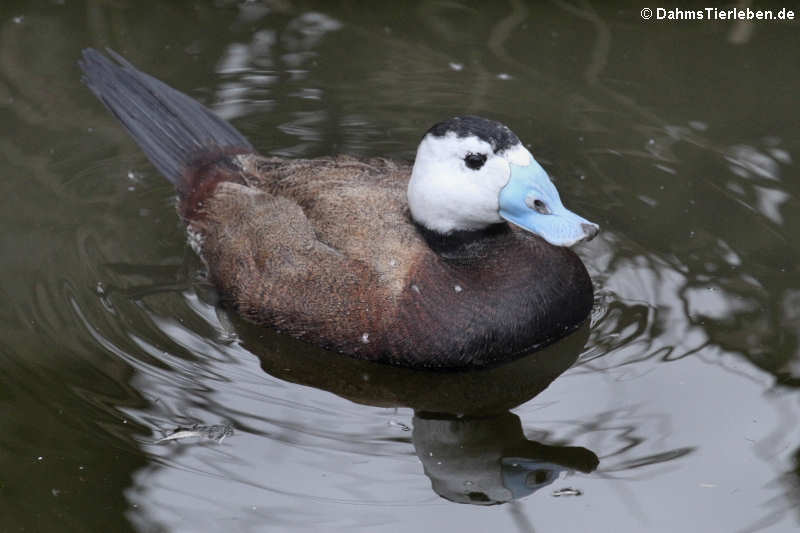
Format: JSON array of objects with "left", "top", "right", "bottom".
[{"left": 154, "top": 423, "right": 233, "bottom": 444}]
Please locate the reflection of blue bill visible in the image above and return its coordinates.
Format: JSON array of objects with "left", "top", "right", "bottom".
[{"left": 500, "top": 457, "right": 562, "bottom": 499}]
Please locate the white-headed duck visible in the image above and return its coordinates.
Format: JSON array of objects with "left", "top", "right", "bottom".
[{"left": 79, "top": 49, "right": 598, "bottom": 368}]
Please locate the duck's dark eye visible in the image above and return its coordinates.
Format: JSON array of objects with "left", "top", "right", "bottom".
[{"left": 464, "top": 152, "right": 487, "bottom": 170}]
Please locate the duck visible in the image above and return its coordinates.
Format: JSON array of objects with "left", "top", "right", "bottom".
[{"left": 79, "top": 48, "right": 598, "bottom": 369}]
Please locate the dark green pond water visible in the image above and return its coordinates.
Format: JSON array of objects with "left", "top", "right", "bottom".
[{"left": 2, "top": 1, "right": 800, "bottom": 531}]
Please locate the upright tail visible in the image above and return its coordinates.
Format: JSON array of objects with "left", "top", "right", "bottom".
[{"left": 79, "top": 48, "right": 253, "bottom": 187}]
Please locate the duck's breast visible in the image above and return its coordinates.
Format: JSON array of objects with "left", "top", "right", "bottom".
[{"left": 384, "top": 231, "right": 594, "bottom": 367}]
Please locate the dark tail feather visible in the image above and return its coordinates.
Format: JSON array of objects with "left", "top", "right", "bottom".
[{"left": 78, "top": 48, "right": 253, "bottom": 186}]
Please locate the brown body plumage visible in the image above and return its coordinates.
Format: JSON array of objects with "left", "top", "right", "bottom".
[
  {"left": 181, "top": 152, "right": 592, "bottom": 367},
  {"left": 79, "top": 49, "right": 593, "bottom": 369}
]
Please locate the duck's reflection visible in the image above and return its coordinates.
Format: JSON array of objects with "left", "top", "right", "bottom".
[
  {"left": 414, "top": 411, "right": 597, "bottom": 505},
  {"left": 235, "top": 316, "right": 598, "bottom": 505}
]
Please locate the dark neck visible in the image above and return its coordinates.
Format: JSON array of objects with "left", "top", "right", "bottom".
[{"left": 415, "top": 222, "right": 512, "bottom": 260}]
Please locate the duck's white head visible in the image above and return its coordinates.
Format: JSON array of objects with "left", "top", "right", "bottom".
[{"left": 407, "top": 116, "right": 598, "bottom": 247}]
